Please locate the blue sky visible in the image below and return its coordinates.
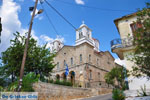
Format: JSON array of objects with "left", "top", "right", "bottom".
[{"left": 0, "top": 0, "right": 148, "bottom": 63}]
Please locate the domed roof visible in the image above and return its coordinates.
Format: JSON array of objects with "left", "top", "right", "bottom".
[{"left": 79, "top": 21, "right": 88, "bottom": 28}]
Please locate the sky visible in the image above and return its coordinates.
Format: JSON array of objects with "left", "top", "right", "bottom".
[{"left": 0, "top": 0, "right": 148, "bottom": 65}]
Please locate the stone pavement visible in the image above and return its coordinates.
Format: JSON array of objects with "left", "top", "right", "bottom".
[{"left": 74, "top": 93, "right": 112, "bottom": 100}]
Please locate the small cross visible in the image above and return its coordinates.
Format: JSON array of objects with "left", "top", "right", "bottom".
[{"left": 82, "top": 20, "right": 85, "bottom": 24}]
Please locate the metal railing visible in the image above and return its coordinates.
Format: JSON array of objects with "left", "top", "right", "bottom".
[{"left": 111, "top": 37, "right": 134, "bottom": 50}]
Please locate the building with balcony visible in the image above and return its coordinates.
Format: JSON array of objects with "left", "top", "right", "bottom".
[
  {"left": 111, "top": 13, "right": 150, "bottom": 90},
  {"left": 50, "top": 22, "right": 116, "bottom": 88}
]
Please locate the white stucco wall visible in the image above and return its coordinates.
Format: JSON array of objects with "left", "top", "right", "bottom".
[
  {"left": 116, "top": 15, "right": 150, "bottom": 90},
  {"left": 123, "top": 51, "right": 150, "bottom": 90},
  {"left": 117, "top": 16, "right": 137, "bottom": 39}
]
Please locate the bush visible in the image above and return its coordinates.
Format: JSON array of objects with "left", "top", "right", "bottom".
[
  {"left": 54, "top": 80, "right": 73, "bottom": 86},
  {"left": 7, "top": 81, "right": 18, "bottom": 91},
  {"left": 7, "top": 72, "right": 39, "bottom": 92},
  {"left": 112, "top": 89, "right": 125, "bottom": 100},
  {"left": 0, "top": 86, "right": 4, "bottom": 92},
  {"left": 21, "top": 72, "right": 39, "bottom": 92},
  {"left": 49, "top": 79, "right": 54, "bottom": 83}
]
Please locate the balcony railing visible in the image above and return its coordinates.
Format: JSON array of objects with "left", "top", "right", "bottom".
[{"left": 111, "top": 37, "right": 134, "bottom": 50}]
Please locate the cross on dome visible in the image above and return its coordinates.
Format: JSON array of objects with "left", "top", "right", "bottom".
[{"left": 82, "top": 20, "right": 85, "bottom": 24}]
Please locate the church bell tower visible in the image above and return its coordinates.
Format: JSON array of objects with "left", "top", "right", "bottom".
[{"left": 75, "top": 21, "right": 94, "bottom": 46}]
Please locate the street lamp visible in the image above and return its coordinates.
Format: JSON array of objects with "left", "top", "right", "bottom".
[
  {"left": 37, "top": 9, "right": 43, "bottom": 14},
  {"left": 18, "top": 0, "right": 43, "bottom": 92}
]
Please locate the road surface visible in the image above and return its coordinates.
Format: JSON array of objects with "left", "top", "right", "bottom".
[{"left": 80, "top": 93, "right": 112, "bottom": 100}]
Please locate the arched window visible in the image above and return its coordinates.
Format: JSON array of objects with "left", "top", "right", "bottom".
[
  {"left": 80, "top": 54, "right": 82, "bottom": 62},
  {"left": 79, "top": 32, "right": 83, "bottom": 39},
  {"left": 89, "top": 70, "right": 92, "bottom": 80},
  {"left": 71, "top": 58, "right": 73, "bottom": 65},
  {"left": 79, "top": 33, "right": 81, "bottom": 39},
  {"left": 98, "top": 72, "right": 100, "bottom": 81},
  {"left": 89, "top": 54, "right": 91, "bottom": 62}
]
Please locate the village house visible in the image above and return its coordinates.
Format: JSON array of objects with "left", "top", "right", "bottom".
[{"left": 111, "top": 13, "right": 150, "bottom": 90}]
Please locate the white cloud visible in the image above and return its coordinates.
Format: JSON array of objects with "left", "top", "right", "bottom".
[
  {"left": 0, "top": 0, "right": 22, "bottom": 55},
  {"left": 115, "top": 58, "right": 126, "bottom": 66},
  {"left": 0, "top": 0, "right": 64, "bottom": 57},
  {"left": 75, "top": 0, "right": 85, "bottom": 5},
  {"left": 38, "top": 16, "right": 43, "bottom": 20},
  {"left": 0, "top": 0, "right": 39, "bottom": 56},
  {"left": 40, "top": 35, "right": 54, "bottom": 43}
]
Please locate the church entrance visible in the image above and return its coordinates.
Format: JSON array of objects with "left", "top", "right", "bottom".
[
  {"left": 79, "top": 74, "right": 84, "bottom": 87},
  {"left": 69, "top": 71, "right": 75, "bottom": 85},
  {"left": 61, "top": 72, "right": 67, "bottom": 81},
  {"left": 56, "top": 74, "right": 60, "bottom": 81}
]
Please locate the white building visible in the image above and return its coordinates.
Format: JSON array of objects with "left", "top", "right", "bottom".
[{"left": 111, "top": 13, "right": 150, "bottom": 90}]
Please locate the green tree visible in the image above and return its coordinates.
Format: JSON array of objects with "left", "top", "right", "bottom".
[
  {"left": 0, "top": 32, "right": 55, "bottom": 84},
  {"left": 104, "top": 67, "right": 128, "bottom": 89},
  {"left": 131, "top": 3, "right": 150, "bottom": 78}
]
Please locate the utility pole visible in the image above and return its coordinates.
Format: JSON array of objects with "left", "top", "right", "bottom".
[
  {"left": 18, "top": 0, "right": 39, "bottom": 92},
  {"left": 0, "top": 17, "right": 2, "bottom": 44}
]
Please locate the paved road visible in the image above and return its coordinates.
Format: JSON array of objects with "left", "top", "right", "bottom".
[{"left": 80, "top": 94, "right": 112, "bottom": 100}]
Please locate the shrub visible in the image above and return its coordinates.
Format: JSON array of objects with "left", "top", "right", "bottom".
[
  {"left": 49, "top": 79, "right": 54, "bottom": 83},
  {"left": 54, "top": 80, "right": 73, "bottom": 86},
  {"left": 0, "top": 86, "right": 4, "bottom": 92},
  {"left": 112, "top": 89, "right": 125, "bottom": 100},
  {"left": 7, "top": 72, "right": 39, "bottom": 92},
  {"left": 7, "top": 81, "right": 18, "bottom": 91},
  {"left": 21, "top": 72, "right": 39, "bottom": 92}
]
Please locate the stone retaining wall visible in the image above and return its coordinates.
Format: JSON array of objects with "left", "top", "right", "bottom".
[{"left": 33, "top": 82, "right": 112, "bottom": 100}]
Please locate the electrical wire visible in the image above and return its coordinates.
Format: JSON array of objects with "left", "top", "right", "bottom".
[
  {"left": 44, "top": 0, "right": 77, "bottom": 30},
  {"left": 54, "top": 0, "right": 135, "bottom": 13},
  {"left": 40, "top": 2, "right": 59, "bottom": 35}
]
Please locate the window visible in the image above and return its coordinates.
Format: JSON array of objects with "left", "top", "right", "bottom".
[
  {"left": 57, "top": 62, "right": 59, "bottom": 69},
  {"left": 80, "top": 54, "right": 82, "bottom": 62},
  {"left": 97, "top": 58, "right": 99, "bottom": 66},
  {"left": 89, "top": 70, "right": 92, "bottom": 80},
  {"left": 98, "top": 72, "right": 100, "bottom": 81},
  {"left": 64, "top": 60, "right": 66, "bottom": 66},
  {"left": 71, "top": 58, "right": 73, "bottom": 65},
  {"left": 64, "top": 53, "right": 66, "bottom": 55},
  {"left": 87, "top": 30, "right": 90, "bottom": 38},
  {"left": 88, "top": 33, "right": 89, "bottom": 38},
  {"left": 130, "top": 22, "right": 142, "bottom": 33},
  {"left": 89, "top": 54, "right": 91, "bottom": 62},
  {"left": 79, "top": 32, "right": 83, "bottom": 39}
]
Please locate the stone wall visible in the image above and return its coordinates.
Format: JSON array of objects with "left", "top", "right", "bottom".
[{"left": 33, "top": 82, "right": 112, "bottom": 100}]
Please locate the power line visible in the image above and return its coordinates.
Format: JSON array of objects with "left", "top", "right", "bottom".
[
  {"left": 40, "top": 2, "right": 59, "bottom": 35},
  {"left": 44, "top": 0, "right": 77, "bottom": 30},
  {"left": 54, "top": 0, "right": 135, "bottom": 13}
]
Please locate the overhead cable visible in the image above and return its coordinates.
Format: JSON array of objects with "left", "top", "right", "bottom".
[
  {"left": 40, "top": 2, "right": 59, "bottom": 35},
  {"left": 44, "top": 0, "right": 77, "bottom": 30},
  {"left": 54, "top": 0, "right": 135, "bottom": 12}
]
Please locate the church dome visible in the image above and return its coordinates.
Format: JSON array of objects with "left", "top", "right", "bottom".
[{"left": 79, "top": 21, "right": 88, "bottom": 28}]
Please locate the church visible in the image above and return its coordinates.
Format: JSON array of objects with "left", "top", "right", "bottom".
[{"left": 50, "top": 22, "right": 116, "bottom": 88}]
